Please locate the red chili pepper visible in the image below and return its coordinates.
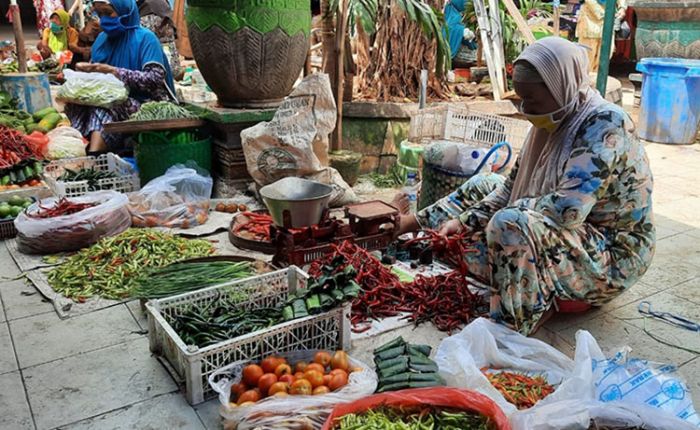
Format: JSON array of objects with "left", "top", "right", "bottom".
[{"left": 26, "top": 197, "right": 97, "bottom": 219}]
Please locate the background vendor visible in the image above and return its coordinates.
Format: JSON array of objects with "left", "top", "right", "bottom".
[
  {"left": 37, "top": 10, "right": 81, "bottom": 60},
  {"left": 395, "top": 37, "right": 655, "bottom": 336},
  {"left": 65, "top": 0, "right": 175, "bottom": 155}
]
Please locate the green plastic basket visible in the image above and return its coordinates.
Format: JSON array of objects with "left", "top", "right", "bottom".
[{"left": 135, "top": 129, "right": 212, "bottom": 185}]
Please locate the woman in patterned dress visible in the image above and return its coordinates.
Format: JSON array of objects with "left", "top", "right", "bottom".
[
  {"left": 395, "top": 37, "right": 655, "bottom": 335},
  {"left": 65, "top": 0, "right": 175, "bottom": 155}
]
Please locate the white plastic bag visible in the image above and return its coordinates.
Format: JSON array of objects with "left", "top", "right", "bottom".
[
  {"left": 128, "top": 163, "right": 212, "bottom": 229},
  {"left": 14, "top": 190, "right": 130, "bottom": 254},
  {"left": 46, "top": 127, "right": 87, "bottom": 160},
  {"left": 209, "top": 350, "right": 377, "bottom": 430},
  {"left": 434, "top": 318, "right": 585, "bottom": 416},
  {"left": 56, "top": 69, "right": 128, "bottom": 108}
]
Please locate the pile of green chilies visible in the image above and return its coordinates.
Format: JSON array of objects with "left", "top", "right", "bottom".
[
  {"left": 336, "top": 407, "right": 492, "bottom": 430},
  {"left": 47, "top": 228, "right": 214, "bottom": 301},
  {"left": 129, "top": 101, "right": 197, "bottom": 121},
  {"left": 133, "top": 260, "right": 253, "bottom": 299}
]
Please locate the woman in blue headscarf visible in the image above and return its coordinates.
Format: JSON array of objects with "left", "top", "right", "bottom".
[
  {"left": 443, "top": 0, "right": 476, "bottom": 66},
  {"left": 65, "top": 0, "right": 175, "bottom": 155}
]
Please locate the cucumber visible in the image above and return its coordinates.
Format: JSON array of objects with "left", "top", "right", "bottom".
[
  {"left": 32, "top": 106, "right": 58, "bottom": 122},
  {"left": 23, "top": 165, "right": 33, "bottom": 179}
]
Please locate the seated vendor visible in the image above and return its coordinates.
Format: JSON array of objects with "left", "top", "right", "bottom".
[
  {"left": 443, "top": 0, "right": 476, "bottom": 67},
  {"left": 65, "top": 0, "right": 175, "bottom": 155},
  {"left": 395, "top": 37, "right": 655, "bottom": 335},
  {"left": 37, "top": 10, "right": 81, "bottom": 60}
]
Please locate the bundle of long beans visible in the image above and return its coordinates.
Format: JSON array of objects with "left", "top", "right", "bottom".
[
  {"left": 133, "top": 260, "right": 253, "bottom": 299},
  {"left": 129, "top": 101, "right": 197, "bottom": 121}
]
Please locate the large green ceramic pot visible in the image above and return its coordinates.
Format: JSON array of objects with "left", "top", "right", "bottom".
[
  {"left": 630, "top": 0, "right": 700, "bottom": 59},
  {"left": 186, "top": 0, "right": 311, "bottom": 108}
]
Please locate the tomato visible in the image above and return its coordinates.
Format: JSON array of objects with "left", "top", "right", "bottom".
[
  {"left": 329, "top": 373, "right": 348, "bottom": 391},
  {"left": 323, "top": 374, "right": 332, "bottom": 386},
  {"left": 274, "top": 363, "right": 293, "bottom": 378},
  {"left": 272, "top": 391, "right": 289, "bottom": 397},
  {"left": 294, "top": 361, "right": 309, "bottom": 373},
  {"left": 268, "top": 381, "right": 289, "bottom": 396},
  {"left": 331, "top": 351, "right": 350, "bottom": 371},
  {"left": 242, "top": 364, "right": 264, "bottom": 387},
  {"left": 305, "top": 363, "right": 326, "bottom": 375},
  {"left": 329, "top": 369, "right": 349, "bottom": 378},
  {"left": 279, "top": 374, "right": 295, "bottom": 385},
  {"left": 314, "top": 351, "right": 332, "bottom": 368},
  {"left": 294, "top": 372, "right": 305, "bottom": 380},
  {"left": 237, "top": 389, "right": 261, "bottom": 404},
  {"left": 261, "top": 356, "right": 283, "bottom": 374},
  {"left": 230, "top": 382, "right": 248, "bottom": 402},
  {"left": 289, "top": 379, "right": 312, "bottom": 395},
  {"left": 257, "top": 373, "right": 278, "bottom": 396},
  {"left": 304, "top": 370, "right": 325, "bottom": 388},
  {"left": 313, "top": 386, "right": 330, "bottom": 395}
]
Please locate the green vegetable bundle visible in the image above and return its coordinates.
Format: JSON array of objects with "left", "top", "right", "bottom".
[
  {"left": 133, "top": 260, "right": 253, "bottom": 299},
  {"left": 57, "top": 167, "right": 118, "bottom": 191},
  {"left": 282, "top": 255, "right": 362, "bottom": 321},
  {"left": 56, "top": 70, "right": 128, "bottom": 108},
  {"left": 336, "top": 406, "right": 492, "bottom": 430},
  {"left": 373, "top": 337, "right": 444, "bottom": 393},
  {"left": 47, "top": 228, "right": 214, "bottom": 301},
  {"left": 129, "top": 101, "right": 197, "bottom": 121}
]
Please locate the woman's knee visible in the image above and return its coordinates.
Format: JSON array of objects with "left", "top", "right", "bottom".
[{"left": 487, "top": 208, "right": 528, "bottom": 238}]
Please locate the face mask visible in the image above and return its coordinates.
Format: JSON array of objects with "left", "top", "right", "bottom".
[
  {"left": 100, "top": 15, "right": 127, "bottom": 38},
  {"left": 520, "top": 99, "right": 575, "bottom": 133},
  {"left": 50, "top": 22, "right": 63, "bottom": 34}
]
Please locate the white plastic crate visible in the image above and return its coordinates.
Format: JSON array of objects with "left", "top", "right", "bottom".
[
  {"left": 43, "top": 153, "right": 140, "bottom": 198},
  {"left": 408, "top": 105, "right": 532, "bottom": 149},
  {"left": 146, "top": 266, "right": 352, "bottom": 405}
]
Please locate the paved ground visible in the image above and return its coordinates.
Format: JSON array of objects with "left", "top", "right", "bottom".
[{"left": 1, "top": 91, "right": 699, "bottom": 428}]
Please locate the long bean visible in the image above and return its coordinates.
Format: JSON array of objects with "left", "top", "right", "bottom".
[
  {"left": 336, "top": 407, "right": 492, "bottom": 430},
  {"left": 47, "top": 228, "right": 214, "bottom": 301},
  {"left": 129, "top": 101, "right": 197, "bottom": 121}
]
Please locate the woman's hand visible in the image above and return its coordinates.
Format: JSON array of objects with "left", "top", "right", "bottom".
[
  {"left": 438, "top": 218, "right": 464, "bottom": 237},
  {"left": 76, "top": 62, "right": 117, "bottom": 75}
]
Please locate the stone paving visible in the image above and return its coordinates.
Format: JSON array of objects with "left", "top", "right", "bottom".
[{"left": 2, "top": 101, "right": 699, "bottom": 428}]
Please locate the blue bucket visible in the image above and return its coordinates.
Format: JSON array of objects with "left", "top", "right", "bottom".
[
  {"left": 636, "top": 58, "right": 700, "bottom": 145},
  {"left": 0, "top": 72, "right": 52, "bottom": 114}
]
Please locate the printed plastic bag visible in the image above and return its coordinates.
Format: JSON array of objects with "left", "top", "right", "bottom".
[
  {"left": 321, "top": 387, "right": 511, "bottom": 430},
  {"left": 46, "top": 127, "right": 87, "bottom": 160},
  {"left": 56, "top": 69, "right": 128, "bottom": 108},
  {"left": 15, "top": 190, "right": 130, "bottom": 254},
  {"left": 434, "top": 318, "right": 585, "bottom": 416},
  {"left": 209, "top": 350, "right": 377, "bottom": 430},
  {"left": 128, "top": 163, "right": 212, "bottom": 229}
]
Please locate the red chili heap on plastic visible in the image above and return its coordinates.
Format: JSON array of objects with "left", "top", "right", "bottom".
[
  {"left": 309, "top": 240, "right": 485, "bottom": 333},
  {"left": 27, "top": 198, "right": 97, "bottom": 219},
  {"left": 0, "top": 126, "right": 41, "bottom": 168}
]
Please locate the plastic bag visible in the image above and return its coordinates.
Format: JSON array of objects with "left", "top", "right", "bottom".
[
  {"left": 209, "top": 350, "right": 377, "bottom": 430},
  {"left": 321, "top": 387, "right": 511, "bottom": 430},
  {"left": 46, "top": 127, "right": 87, "bottom": 160},
  {"left": 56, "top": 69, "right": 128, "bottom": 108},
  {"left": 434, "top": 318, "right": 584, "bottom": 417},
  {"left": 14, "top": 190, "right": 131, "bottom": 254},
  {"left": 128, "top": 163, "right": 212, "bottom": 229}
]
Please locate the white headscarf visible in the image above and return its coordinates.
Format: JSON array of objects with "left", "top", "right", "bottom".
[{"left": 509, "top": 37, "right": 609, "bottom": 203}]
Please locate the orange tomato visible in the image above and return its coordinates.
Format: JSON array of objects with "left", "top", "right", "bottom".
[
  {"left": 242, "top": 364, "right": 264, "bottom": 387},
  {"left": 331, "top": 351, "right": 350, "bottom": 371},
  {"left": 268, "top": 381, "right": 289, "bottom": 396},
  {"left": 274, "top": 363, "right": 293, "bottom": 378},
  {"left": 289, "top": 379, "right": 312, "bottom": 395},
  {"left": 238, "top": 389, "right": 261, "bottom": 404},
  {"left": 294, "top": 372, "right": 305, "bottom": 380},
  {"left": 306, "top": 363, "right": 326, "bottom": 375},
  {"left": 261, "top": 356, "right": 282, "bottom": 374},
  {"left": 304, "top": 370, "right": 325, "bottom": 388},
  {"left": 272, "top": 391, "right": 289, "bottom": 397},
  {"left": 257, "top": 373, "right": 278, "bottom": 396},
  {"left": 230, "top": 382, "right": 247, "bottom": 402},
  {"left": 313, "top": 386, "right": 330, "bottom": 395},
  {"left": 314, "top": 351, "right": 332, "bottom": 368},
  {"left": 328, "top": 373, "right": 348, "bottom": 391},
  {"left": 323, "top": 374, "right": 332, "bottom": 386},
  {"left": 329, "top": 369, "right": 349, "bottom": 379},
  {"left": 279, "top": 374, "right": 295, "bottom": 385},
  {"left": 294, "top": 361, "right": 309, "bottom": 373}
]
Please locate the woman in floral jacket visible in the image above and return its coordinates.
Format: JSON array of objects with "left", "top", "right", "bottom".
[{"left": 396, "top": 37, "right": 655, "bottom": 335}]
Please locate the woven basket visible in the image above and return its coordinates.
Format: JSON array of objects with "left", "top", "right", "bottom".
[{"left": 419, "top": 161, "right": 474, "bottom": 210}]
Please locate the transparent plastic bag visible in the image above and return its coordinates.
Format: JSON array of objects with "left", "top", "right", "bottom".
[
  {"left": 209, "top": 350, "right": 377, "bottom": 430},
  {"left": 56, "top": 69, "right": 128, "bottom": 108},
  {"left": 434, "top": 318, "right": 584, "bottom": 417},
  {"left": 14, "top": 190, "right": 130, "bottom": 254},
  {"left": 128, "top": 163, "right": 213, "bottom": 229},
  {"left": 46, "top": 127, "right": 87, "bottom": 160}
]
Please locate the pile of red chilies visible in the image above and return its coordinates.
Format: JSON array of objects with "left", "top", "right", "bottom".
[
  {"left": 27, "top": 198, "right": 97, "bottom": 219},
  {"left": 309, "top": 237, "right": 485, "bottom": 333},
  {"left": 0, "top": 126, "right": 40, "bottom": 168}
]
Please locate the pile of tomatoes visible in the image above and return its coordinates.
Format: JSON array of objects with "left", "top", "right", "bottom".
[{"left": 231, "top": 350, "right": 359, "bottom": 407}]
